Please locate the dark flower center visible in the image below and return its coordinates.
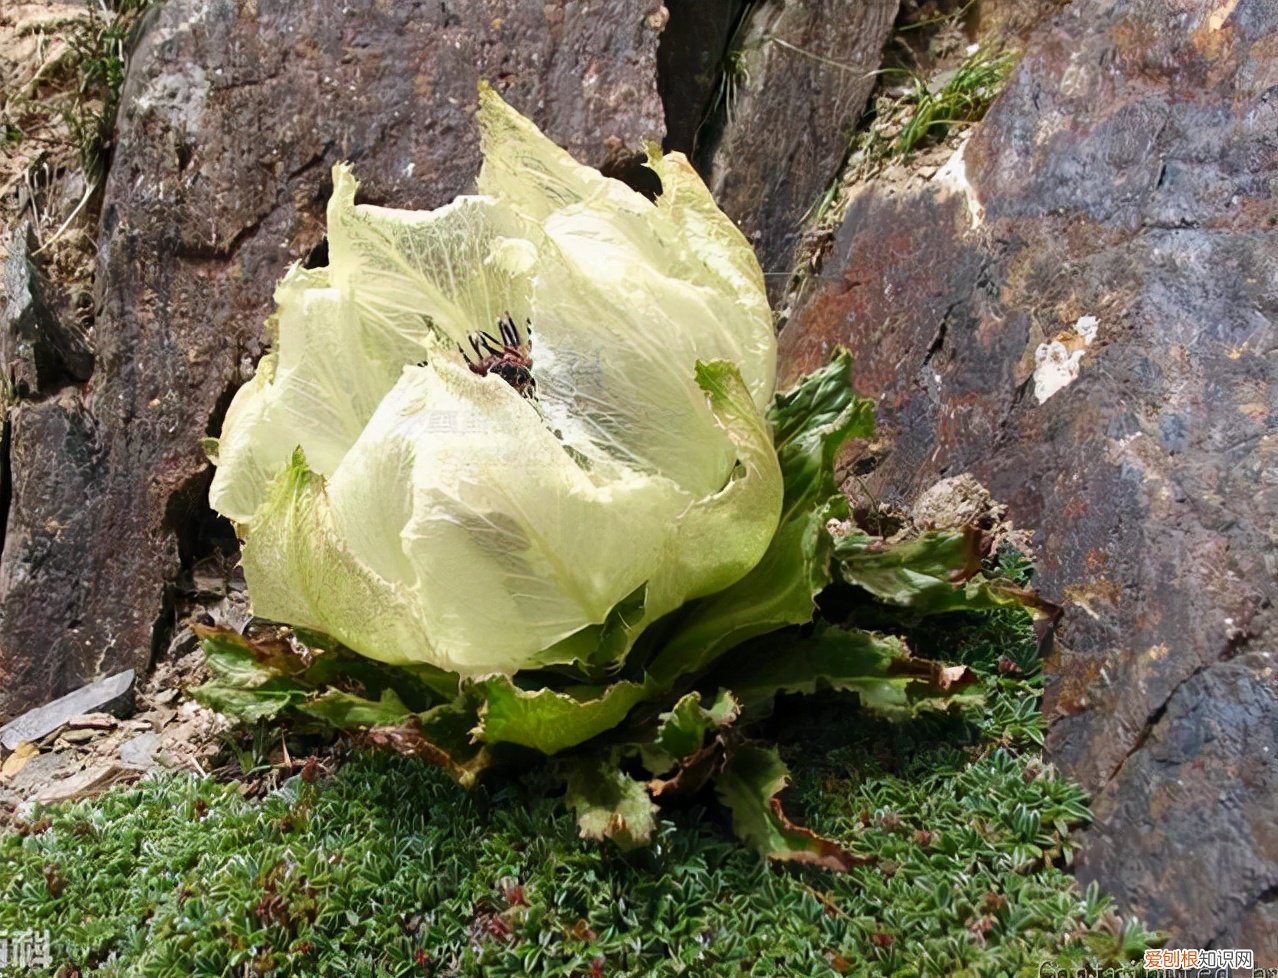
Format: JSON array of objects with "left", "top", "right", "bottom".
[{"left": 461, "top": 314, "right": 536, "bottom": 398}]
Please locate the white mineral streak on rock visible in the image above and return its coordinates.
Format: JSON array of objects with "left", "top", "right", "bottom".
[
  {"left": 131, "top": 4, "right": 211, "bottom": 141},
  {"left": 1033, "top": 315, "right": 1100, "bottom": 403},
  {"left": 933, "top": 134, "right": 984, "bottom": 229},
  {"left": 1074, "top": 314, "right": 1099, "bottom": 344}
]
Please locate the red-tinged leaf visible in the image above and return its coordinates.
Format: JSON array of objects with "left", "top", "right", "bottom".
[
  {"left": 717, "top": 625, "right": 981, "bottom": 717},
  {"left": 765, "top": 796, "right": 875, "bottom": 871},
  {"left": 715, "top": 743, "right": 874, "bottom": 871},
  {"left": 640, "top": 689, "right": 739, "bottom": 777},
  {"left": 361, "top": 696, "right": 490, "bottom": 787},
  {"left": 193, "top": 623, "right": 312, "bottom": 685},
  {"left": 648, "top": 740, "right": 721, "bottom": 800}
]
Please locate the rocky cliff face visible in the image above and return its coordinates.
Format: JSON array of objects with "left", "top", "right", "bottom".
[
  {"left": 694, "top": 0, "right": 898, "bottom": 297},
  {"left": 780, "top": 0, "right": 1278, "bottom": 954}
]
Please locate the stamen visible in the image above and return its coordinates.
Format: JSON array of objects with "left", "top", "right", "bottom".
[
  {"left": 499, "top": 314, "right": 520, "bottom": 348},
  {"left": 457, "top": 314, "right": 537, "bottom": 398}
]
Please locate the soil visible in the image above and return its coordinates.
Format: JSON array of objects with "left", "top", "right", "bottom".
[{"left": 0, "top": 3, "right": 105, "bottom": 325}]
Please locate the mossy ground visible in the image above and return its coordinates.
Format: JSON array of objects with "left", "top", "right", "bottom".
[{"left": 0, "top": 562, "right": 1158, "bottom": 978}]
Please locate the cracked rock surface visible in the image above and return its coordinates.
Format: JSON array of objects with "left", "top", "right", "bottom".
[{"left": 779, "top": 0, "right": 1278, "bottom": 952}]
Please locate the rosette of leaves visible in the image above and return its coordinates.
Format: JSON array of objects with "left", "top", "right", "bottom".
[{"left": 197, "top": 87, "right": 1048, "bottom": 867}]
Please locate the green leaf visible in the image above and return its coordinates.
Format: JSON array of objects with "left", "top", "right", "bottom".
[
  {"left": 668, "top": 359, "right": 784, "bottom": 604},
  {"left": 640, "top": 689, "right": 739, "bottom": 776},
  {"left": 718, "top": 623, "right": 980, "bottom": 716},
  {"left": 190, "top": 680, "right": 307, "bottom": 721},
  {"left": 192, "top": 627, "right": 314, "bottom": 720},
  {"left": 834, "top": 527, "right": 981, "bottom": 606},
  {"left": 648, "top": 350, "right": 873, "bottom": 684},
  {"left": 715, "top": 744, "right": 870, "bottom": 870},
  {"left": 299, "top": 647, "right": 454, "bottom": 711},
  {"left": 769, "top": 348, "right": 875, "bottom": 490},
  {"left": 833, "top": 528, "right": 1054, "bottom": 618},
  {"left": 363, "top": 695, "right": 492, "bottom": 787},
  {"left": 197, "top": 627, "right": 307, "bottom": 687},
  {"left": 192, "top": 623, "right": 464, "bottom": 732},
  {"left": 471, "top": 677, "right": 652, "bottom": 755},
  {"left": 297, "top": 688, "right": 413, "bottom": 729},
  {"left": 531, "top": 584, "right": 648, "bottom": 672},
  {"left": 564, "top": 755, "right": 659, "bottom": 850}
]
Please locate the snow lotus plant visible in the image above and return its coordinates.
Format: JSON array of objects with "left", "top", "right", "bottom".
[{"left": 197, "top": 86, "right": 1043, "bottom": 866}]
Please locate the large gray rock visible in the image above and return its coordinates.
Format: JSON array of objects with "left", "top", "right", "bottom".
[
  {"left": 0, "top": 390, "right": 109, "bottom": 710},
  {"left": 1081, "top": 652, "right": 1278, "bottom": 955},
  {"left": 779, "top": 0, "right": 1278, "bottom": 954},
  {"left": 0, "top": 0, "right": 669, "bottom": 721}
]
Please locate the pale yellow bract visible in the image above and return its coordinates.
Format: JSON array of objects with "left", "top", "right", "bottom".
[{"left": 207, "top": 86, "right": 780, "bottom": 676}]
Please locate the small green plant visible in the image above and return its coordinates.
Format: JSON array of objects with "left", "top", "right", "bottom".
[
  {"left": 892, "top": 45, "right": 1016, "bottom": 155},
  {"left": 700, "top": 0, "right": 758, "bottom": 140},
  {"left": 0, "top": 0, "right": 158, "bottom": 260},
  {"left": 718, "top": 45, "right": 752, "bottom": 124},
  {"left": 60, "top": 0, "right": 157, "bottom": 179},
  {"left": 800, "top": 42, "right": 1017, "bottom": 259}
]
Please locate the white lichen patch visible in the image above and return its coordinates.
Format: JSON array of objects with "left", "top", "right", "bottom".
[
  {"left": 1033, "top": 315, "right": 1100, "bottom": 404},
  {"left": 1074, "top": 314, "right": 1099, "bottom": 344}
]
